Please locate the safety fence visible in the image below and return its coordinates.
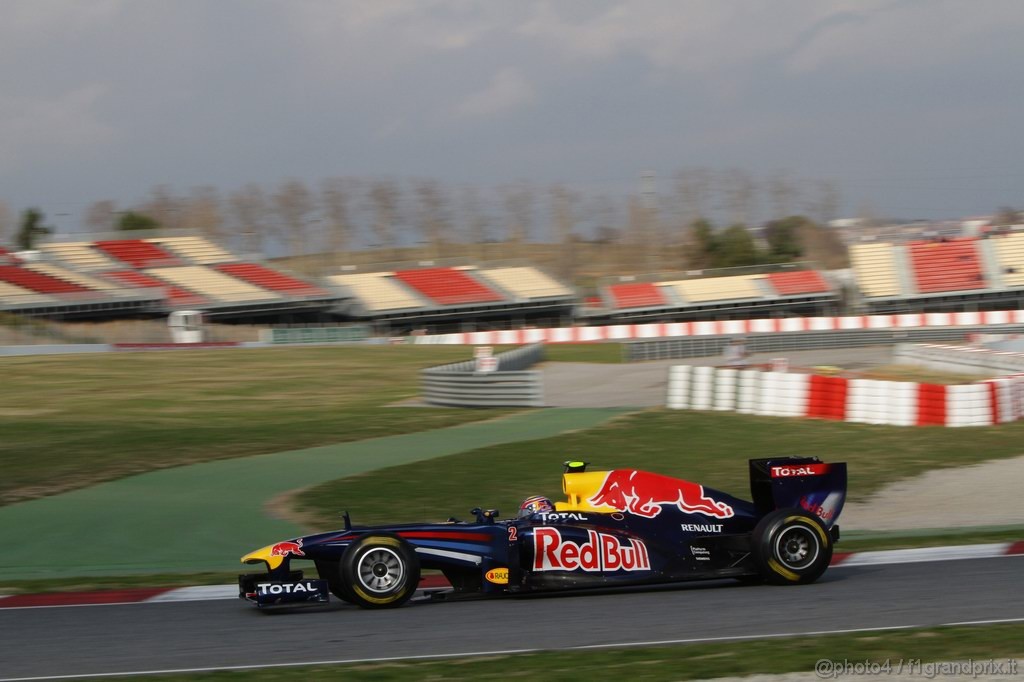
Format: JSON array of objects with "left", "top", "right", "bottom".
[
  {"left": 412, "top": 310, "right": 1024, "bottom": 346},
  {"left": 893, "top": 343, "right": 1024, "bottom": 376},
  {"left": 420, "top": 343, "right": 545, "bottom": 408},
  {"left": 258, "top": 325, "right": 370, "bottom": 344},
  {"left": 665, "top": 364, "right": 1024, "bottom": 427}
]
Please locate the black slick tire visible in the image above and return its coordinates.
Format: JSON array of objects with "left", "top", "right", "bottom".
[
  {"left": 339, "top": 534, "right": 420, "bottom": 609},
  {"left": 751, "top": 509, "right": 832, "bottom": 585}
]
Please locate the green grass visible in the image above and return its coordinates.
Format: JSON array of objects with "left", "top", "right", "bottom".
[
  {"left": 0, "top": 346, "right": 509, "bottom": 505},
  {"left": 0, "top": 408, "right": 626, "bottom": 580},
  {"left": 0, "top": 343, "right": 623, "bottom": 506},
  {"left": 298, "top": 409, "right": 1024, "bottom": 527},
  {"left": 101, "top": 623, "right": 1024, "bottom": 681}
]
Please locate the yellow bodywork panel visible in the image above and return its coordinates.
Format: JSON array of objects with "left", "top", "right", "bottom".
[{"left": 241, "top": 544, "right": 284, "bottom": 571}]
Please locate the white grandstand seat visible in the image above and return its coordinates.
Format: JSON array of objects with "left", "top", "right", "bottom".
[
  {"left": 664, "top": 275, "right": 765, "bottom": 303},
  {"left": 992, "top": 234, "right": 1024, "bottom": 287},
  {"left": 38, "top": 242, "right": 120, "bottom": 271},
  {"left": 479, "top": 267, "right": 573, "bottom": 299},
  {"left": 146, "top": 266, "right": 279, "bottom": 303},
  {"left": 147, "top": 236, "right": 238, "bottom": 264},
  {"left": 850, "top": 243, "right": 901, "bottom": 297},
  {"left": 328, "top": 273, "right": 425, "bottom": 311}
]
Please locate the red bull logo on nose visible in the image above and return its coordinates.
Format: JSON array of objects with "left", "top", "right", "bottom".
[
  {"left": 270, "top": 539, "right": 305, "bottom": 557},
  {"left": 587, "top": 470, "right": 734, "bottom": 519}
]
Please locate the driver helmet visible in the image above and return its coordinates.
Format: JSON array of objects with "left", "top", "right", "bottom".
[{"left": 518, "top": 495, "right": 555, "bottom": 518}]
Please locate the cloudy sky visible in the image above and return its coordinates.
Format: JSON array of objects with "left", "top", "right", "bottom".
[{"left": 2, "top": 0, "right": 1023, "bottom": 235}]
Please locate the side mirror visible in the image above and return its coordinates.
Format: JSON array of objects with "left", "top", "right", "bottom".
[{"left": 471, "top": 508, "right": 500, "bottom": 524}]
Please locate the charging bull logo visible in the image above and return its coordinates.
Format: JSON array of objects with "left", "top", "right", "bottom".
[
  {"left": 270, "top": 539, "right": 305, "bottom": 557},
  {"left": 587, "top": 470, "right": 734, "bottom": 519}
]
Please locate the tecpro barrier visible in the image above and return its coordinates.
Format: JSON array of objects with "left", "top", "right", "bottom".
[
  {"left": 421, "top": 343, "right": 545, "bottom": 408},
  {"left": 666, "top": 364, "right": 1024, "bottom": 427}
]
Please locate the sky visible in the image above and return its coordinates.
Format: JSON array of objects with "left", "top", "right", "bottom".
[{"left": 2, "top": 0, "right": 1023, "bottom": 236}]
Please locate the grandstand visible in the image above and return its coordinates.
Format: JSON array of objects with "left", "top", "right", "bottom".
[
  {"left": 3, "top": 234, "right": 340, "bottom": 319},
  {"left": 147, "top": 236, "right": 237, "bottom": 264},
  {"left": 851, "top": 236, "right": 1024, "bottom": 313},
  {"left": 478, "top": 266, "right": 574, "bottom": 301},
  {"left": 0, "top": 262, "right": 160, "bottom": 316},
  {"left": 329, "top": 263, "right": 576, "bottom": 332},
  {"left": 581, "top": 265, "right": 838, "bottom": 323}
]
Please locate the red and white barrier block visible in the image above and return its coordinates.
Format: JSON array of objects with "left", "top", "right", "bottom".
[{"left": 667, "top": 366, "right": 1024, "bottom": 427}]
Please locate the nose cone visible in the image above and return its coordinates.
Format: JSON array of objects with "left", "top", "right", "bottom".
[{"left": 241, "top": 544, "right": 285, "bottom": 571}]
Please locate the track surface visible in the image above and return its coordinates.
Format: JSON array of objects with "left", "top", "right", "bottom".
[{"left": 2, "top": 557, "right": 1021, "bottom": 680}]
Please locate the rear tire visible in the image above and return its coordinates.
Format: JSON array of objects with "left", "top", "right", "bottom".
[
  {"left": 751, "top": 509, "right": 832, "bottom": 585},
  {"left": 340, "top": 534, "right": 420, "bottom": 609}
]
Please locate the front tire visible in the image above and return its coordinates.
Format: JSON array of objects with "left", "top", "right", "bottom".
[
  {"left": 340, "top": 534, "right": 420, "bottom": 609},
  {"left": 752, "top": 509, "right": 832, "bottom": 585}
]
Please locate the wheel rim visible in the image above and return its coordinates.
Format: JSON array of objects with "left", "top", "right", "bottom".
[
  {"left": 357, "top": 547, "right": 405, "bottom": 594},
  {"left": 774, "top": 525, "right": 819, "bottom": 570}
]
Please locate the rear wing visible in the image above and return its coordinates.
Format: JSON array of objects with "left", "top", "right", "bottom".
[{"left": 749, "top": 457, "right": 847, "bottom": 528}]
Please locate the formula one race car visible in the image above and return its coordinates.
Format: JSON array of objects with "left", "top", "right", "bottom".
[{"left": 239, "top": 457, "right": 846, "bottom": 609}]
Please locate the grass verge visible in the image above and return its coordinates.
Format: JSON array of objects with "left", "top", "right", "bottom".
[
  {"left": 0, "top": 346, "right": 500, "bottom": 505},
  {"left": 100, "top": 623, "right": 1024, "bottom": 681},
  {"left": 297, "top": 408, "right": 1024, "bottom": 527}
]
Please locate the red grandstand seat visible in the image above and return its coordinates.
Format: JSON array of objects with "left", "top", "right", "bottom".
[
  {"left": 104, "top": 270, "right": 207, "bottom": 305},
  {"left": 908, "top": 238, "right": 985, "bottom": 293},
  {"left": 607, "top": 282, "right": 667, "bottom": 309},
  {"left": 0, "top": 265, "right": 91, "bottom": 295},
  {"left": 0, "top": 247, "right": 18, "bottom": 264},
  {"left": 767, "top": 270, "right": 831, "bottom": 295},
  {"left": 215, "top": 263, "right": 328, "bottom": 296},
  {"left": 94, "top": 240, "right": 180, "bottom": 269},
  {"left": 393, "top": 267, "right": 505, "bottom": 305}
]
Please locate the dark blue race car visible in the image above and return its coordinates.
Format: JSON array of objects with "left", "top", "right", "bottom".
[{"left": 239, "top": 457, "right": 846, "bottom": 609}]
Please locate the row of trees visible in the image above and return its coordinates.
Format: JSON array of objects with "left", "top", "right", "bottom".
[{"left": 0, "top": 170, "right": 852, "bottom": 277}]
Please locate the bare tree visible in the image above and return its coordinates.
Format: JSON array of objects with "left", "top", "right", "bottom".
[
  {"left": 501, "top": 183, "right": 534, "bottom": 258},
  {"left": 182, "top": 186, "right": 223, "bottom": 242},
  {"left": 804, "top": 179, "right": 841, "bottom": 226},
  {"left": 626, "top": 195, "right": 646, "bottom": 272},
  {"left": 230, "top": 184, "right": 269, "bottom": 256},
  {"left": 722, "top": 168, "right": 757, "bottom": 227},
  {"left": 274, "top": 179, "right": 315, "bottom": 257},
  {"left": 550, "top": 184, "right": 579, "bottom": 280},
  {"left": 322, "top": 177, "right": 356, "bottom": 266},
  {"left": 638, "top": 171, "right": 665, "bottom": 270},
  {"left": 84, "top": 200, "right": 118, "bottom": 234},
  {"left": 367, "top": 179, "right": 400, "bottom": 257},
  {"left": 583, "top": 193, "right": 624, "bottom": 275},
  {"left": 0, "top": 201, "right": 13, "bottom": 247},
  {"left": 414, "top": 179, "right": 451, "bottom": 259},
  {"left": 141, "top": 185, "right": 184, "bottom": 230},
  {"left": 674, "top": 167, "right": 712, "bottom": 226},
  {"left": 766, "top": 170, "right": 799, "bottom": 220},
  {"left": 459, "top": 186, "right": 489, "bottom": 260}
]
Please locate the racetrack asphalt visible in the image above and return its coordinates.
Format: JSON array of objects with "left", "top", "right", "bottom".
[
  {"left": 0, "top": 408, "right": 627, "bottom": 581},
  {"left": 1, "top": 556, "right": 1020, "bottom": 680}
]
